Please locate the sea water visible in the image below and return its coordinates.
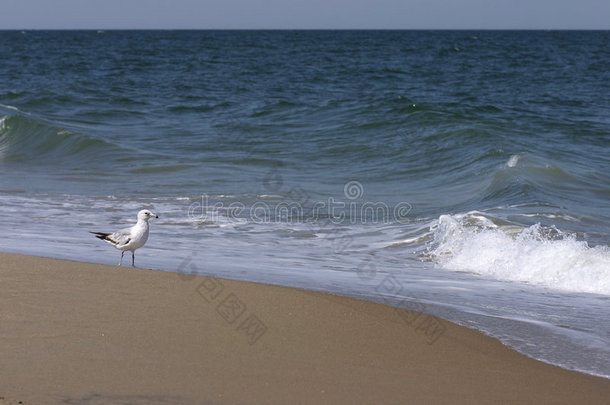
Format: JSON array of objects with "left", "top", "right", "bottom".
[{"left": 1, "top": 30, "right": 609, "bottom": 377}]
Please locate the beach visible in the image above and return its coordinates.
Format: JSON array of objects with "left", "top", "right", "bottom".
[
  {"left": 1, "top": 252, "right": 608, "bottom": 404},
  {"left": 2, "top": 31, "right": 610, "bottom": 378}
]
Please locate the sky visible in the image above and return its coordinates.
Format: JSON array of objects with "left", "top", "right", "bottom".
[{"left": 1, "top": 0, "right": 609, "bottom": 30}]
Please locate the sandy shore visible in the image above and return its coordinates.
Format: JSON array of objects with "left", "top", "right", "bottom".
[{"left": 1, "top": 252, "right": 608, "bottom": 404}]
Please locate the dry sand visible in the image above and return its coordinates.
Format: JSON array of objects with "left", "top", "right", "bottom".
[{"left": 1, "top": 252, "right": 609, "bottom": 404}]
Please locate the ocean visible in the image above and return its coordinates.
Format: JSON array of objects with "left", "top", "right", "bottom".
[{"left": 1, "top": 30, "right": 609, "bottom": 378}]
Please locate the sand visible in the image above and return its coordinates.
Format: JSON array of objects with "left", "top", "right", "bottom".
[{"left": 1, "top": 252, "right": 609, "bottom": 404}]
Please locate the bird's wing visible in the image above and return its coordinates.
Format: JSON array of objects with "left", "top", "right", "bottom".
[{"left": 106, "top": 227, "right": 133, "bottom": 247}]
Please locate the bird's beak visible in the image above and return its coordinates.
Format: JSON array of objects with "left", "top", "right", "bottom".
[{"left": 154, "top": 214, "right": 159, "bottom": 218}]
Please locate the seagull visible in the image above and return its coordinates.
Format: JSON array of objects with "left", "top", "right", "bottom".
[{"left": 90, "top": 209, "right": 159, "bottom": 267}]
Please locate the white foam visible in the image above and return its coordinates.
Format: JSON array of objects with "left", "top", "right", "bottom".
[
  {"left": 506, "top": 154, "right": 520, "bottom": 167},
  {"left": 0, "top": 105, "right": 30, "bottom": 116},
  {"left": 428, "top": 213, "right": 610, "bottom": 295}
]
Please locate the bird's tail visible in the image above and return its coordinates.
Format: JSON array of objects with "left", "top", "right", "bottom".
[{"left": 90, "top": 231, "right": 111, "bottom": 241}]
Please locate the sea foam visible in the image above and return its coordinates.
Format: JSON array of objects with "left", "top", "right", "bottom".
[{"left": 428, "top": 213, "right": 610, "bottom": 295}]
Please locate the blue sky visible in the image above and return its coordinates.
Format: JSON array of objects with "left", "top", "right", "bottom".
[{"left": 1, "top": 0, "right": 609, "bottom": 29}]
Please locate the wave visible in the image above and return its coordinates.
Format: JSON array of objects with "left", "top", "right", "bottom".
[
  {"left": 0, "top": 113, "right": 119, "bottom": 163},
  {"left": 427, "top": 212, "right": 610, "bottom": 295},
  {"left": 468, "top": 153, "right": 608, "bottom": 212},
  {"left": 167, "top": 102, "right": 233, "bottom": 113}
]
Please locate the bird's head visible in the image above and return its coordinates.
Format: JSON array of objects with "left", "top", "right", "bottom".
[{"left": 138, "top": 209, "right": 159, "bottom": 221}]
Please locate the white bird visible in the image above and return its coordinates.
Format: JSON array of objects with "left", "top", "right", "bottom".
[{"left": 90, "top": 209, "right": 159, "bottom": 267}]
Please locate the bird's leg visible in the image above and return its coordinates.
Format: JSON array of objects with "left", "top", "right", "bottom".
[
  {"left": 119, "top": 251, "right": 124, "bottom": 266},
  {"left": 132, "top": 251, "right": 135, "bottom": 267}
]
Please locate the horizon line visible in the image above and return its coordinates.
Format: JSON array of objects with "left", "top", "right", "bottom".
[{"left": 3, "top": 27, "right": 610, "bottom": 31}]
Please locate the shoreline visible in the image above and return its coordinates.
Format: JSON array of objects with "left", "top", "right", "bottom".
[{"left": 1, "top": 252, "right": 609, "bottom": 404}]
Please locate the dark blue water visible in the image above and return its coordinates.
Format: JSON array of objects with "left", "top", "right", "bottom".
[{"left": 1, "top": 30, "right": 609, "bottom": 378}]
